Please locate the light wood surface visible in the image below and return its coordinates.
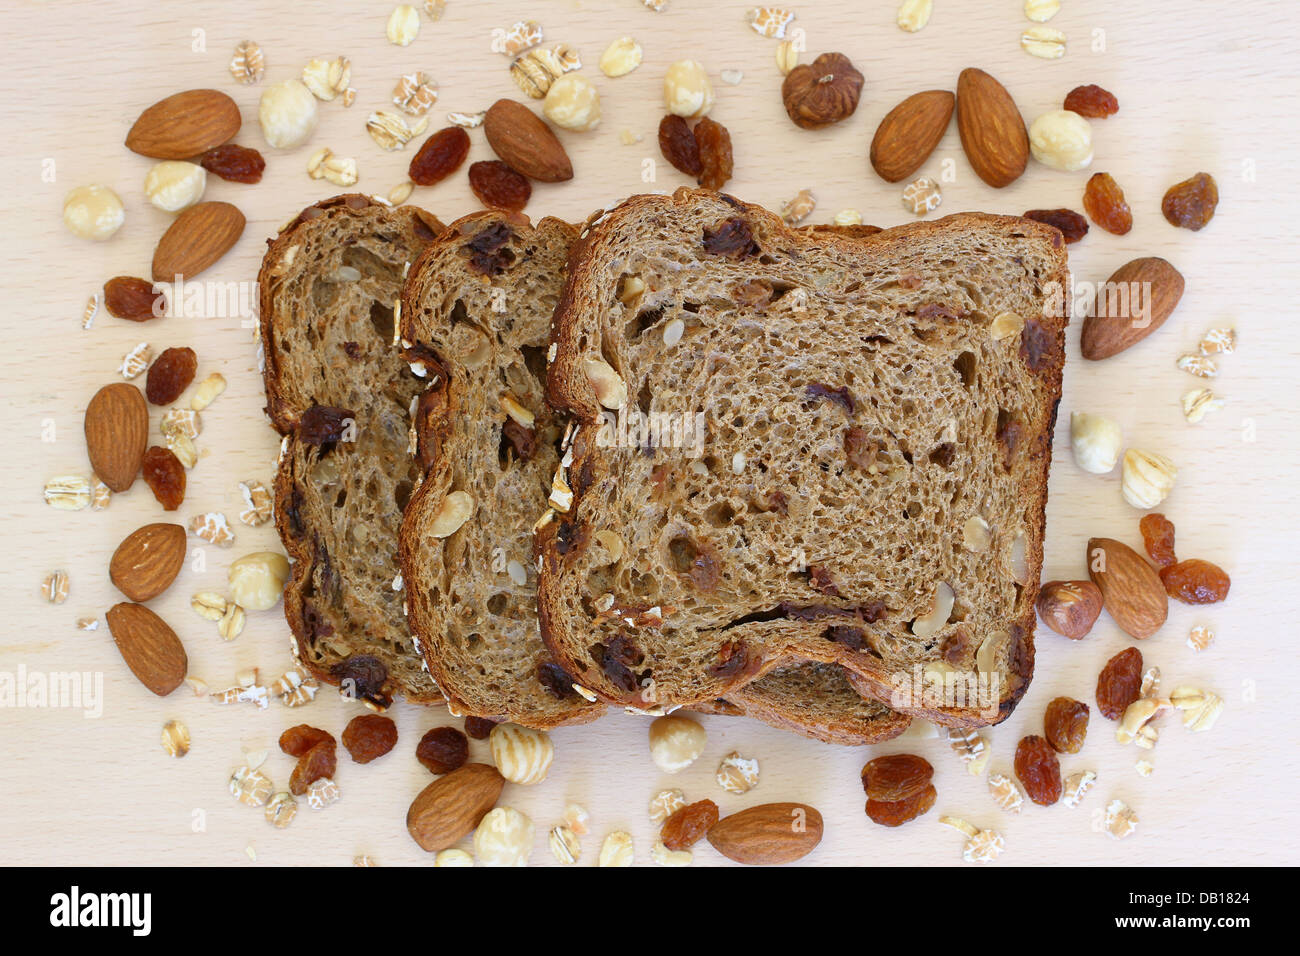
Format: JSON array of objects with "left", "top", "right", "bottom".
[{"left": 1, "top": 0, "right": 1296, "bottom": 867}]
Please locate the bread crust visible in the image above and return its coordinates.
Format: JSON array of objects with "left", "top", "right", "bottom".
[
  {"left": 260, "top": 194, "right": 445, "bottom": 706},
  {"left": 539, "top": 188, "right": 1069, "bottom": 727}
]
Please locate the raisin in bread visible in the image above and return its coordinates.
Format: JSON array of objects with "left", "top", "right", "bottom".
[
  {"left": 260, "top": 195, "right": 444, "bottom": 707},
  {"left": 397, "top": 212, "right": 603, "bottom": 727},
  {"left": 539, "top": 189, "right": 1069, "bottom": 726}
]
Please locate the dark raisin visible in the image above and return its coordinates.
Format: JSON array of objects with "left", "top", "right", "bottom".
[
  {"left": 409, "top": 127, "right": 471, "bottom": 186},
  {"left": 808, "top": 565, "right": 840, "bottom": 596},
  {"left": 299, "top": 405, "right": 356, "bottom": 444},
  {"left": 199, "top": 144, "right": 266, "bottom": 183},
  {"left": 824, "top": 625, "right": 866, "bottom": 650},
  {"left": 701, "top": 217, "right": 757, "bottom": 258},
  {"left": 1014, "top": 735, "right": 1062, "bottom": 805},
  {"left": 658, "top": 114, "right": 702, "bottom": 176},
  {"left": 593, "top": 643, "right": 639, "bottom": 694},
  {"left": 1096, "top": 646, "right": 1143, "bottom": 720},
  {"left": 330, "top": 654, "right": 391, "bottom": 709},
  {"left": 805, "top": 383, "right": 855, "bottom": 415},
  {"left": 145, "top": 347, "right": 197, "bottom": 405},
  {"left": 1019, "top": 319, "right": 1058, "bottom": 372},
  {"left": 464, "top": 221, "right": 516, "bottom": 275},
  {"left": 1023, "top": 208, "right": 1089, "bottom": 243},
  {"left": 468, "top": 160, "right": 531, "bottom": 212},
  {"left": 502, "top": 418, "right": 537, "bottom": 461},
  {"left": 342, "top": 714, "right": 398, "bottom": 763},
  {"left": 464, "top": 716, "right": 497, "bottom": 740},
  {"left": 537, "top": 660, "right": 578, "bottom": 699},
  {"left": 416, "top": 726, "right": 469, "bottom": 774},
  {"left": 708, "top": 640, "right": 750, "bottom": 679},
  {"left": 142, "top": 446, "right": 185, "bottom": 510}
]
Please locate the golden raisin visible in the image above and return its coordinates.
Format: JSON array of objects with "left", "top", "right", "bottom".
[
  {"left": 415, "top": 726, "right": 469, "bottom": 774},
  {"left": 661, "top": 799, "right": 719, "bottom": 850},
  {"left": 1139, "top": 513, "right": 1178, "bottom": 568},
  {"left": 658, "top": 114, "right": 702, "bottom": 176},
  {"left": 1013, "top": 735, "right": 1062, "bottom": 806},
  {"left": 1160, "top": 559, "right": 1230, "bottom": 605},
  {"left": 103, "top": 276, "right": 164, "bottom": 321},
  {"left": 1082, "top": 172, "right": 1133, "bottom": 235},
  {"left": 145, "top": 346, "right": 197, "bottom": 405},
  {"left": 1096, "top": 646, "right": 1143, "bottom": 720},
  {"left": 142, "top": 446, "right": 185, "bottom": 510},
  {"left": 861, "top": 753, "right": 933, "bottom": 801},
  {"left": 200, "top": 144, "right": 266, "bottom": 184},
  {"left": 694, "top": 116, "right": 734, "bottom": 191},
  {"left": 342, "top": 714, "right": 398, "bottom": 764},
  {"left": 1162, "top": 172, "right": 1218, "bottom": 231},
  {"left": 1063, "top": 84, "right": 1119, "bottom": 118},
  {"left": 1023, "top": 208, "right": 1089, "bottom": 244},
  {"left": 288, "top": 740, "right": 336, "bottom": 795},
  {"left": 865, "top": 783, "right": 936, "bottom": 827},
  {"left": 279, "top": 724, "right": 334, "bottom": 756},
  {"left": 1044, "top": 697, "right": 1090, "bottom": 754},
  {"left": 468, "top": 160, "right": 531, "bottom": 212},
  {"left": 409, "top": 126, "right": 471, "bottom": 186}
]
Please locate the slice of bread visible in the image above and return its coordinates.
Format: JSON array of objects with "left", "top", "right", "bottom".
[
  {"left": 397, "top": 212, "right": 603, "bottom": 727},
  {"left": 260, "top": 195, "right": 445, "bottom": 707},
  {"left": 539, "top": 189, "right": 1069, "bottom": 726}
]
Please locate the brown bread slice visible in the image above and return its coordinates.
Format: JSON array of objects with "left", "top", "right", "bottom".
[
  {"left": 260, "top": 195, "right": 444, "bottom": 707},
  {"left": 396, "top": 212, "right": 602, "bottom": 727},
  {"left": 539, "top": 189, "right": 1069, "bottom": 726}
]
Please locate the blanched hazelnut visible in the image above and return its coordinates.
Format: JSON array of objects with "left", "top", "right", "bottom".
[
  {"left": 1070, "top": 411, "right": 1121, "bottom": 474},
  {"left": 227, "top": 551, "right": 290, "bottom": 611},
  {"left": 663, "top": 60, "right": 714, "bottom": 119},
  {"left": 473, "top": 806, "right": 533, "bottom": 867},
  {"left": 63, "top": 185, "right": 125, "bottom": 241},
  {"left": 144, "top": 161, "right": 206, "bottom": 212},
  {"left": 543, "top": 74, "right": 601, "bottom": 131},
  {"left": 647, "top": 715, "right": 706, "bottom": 773},
  {"left": 258, "top": 79, "right": 319, "bottom": 149},
  {"left": 1029, "top": 110, "right": 1093, "bottom": 171},
  {"left": 1121, "top": 449, "right": 1177, "bottom": 510}
]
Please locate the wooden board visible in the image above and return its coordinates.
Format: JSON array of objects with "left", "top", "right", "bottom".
[{"left": 0, "top": 0, "right": 1295, "bottom": 866}]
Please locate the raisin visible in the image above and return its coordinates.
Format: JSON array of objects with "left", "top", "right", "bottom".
[
  {"left": 657, "top": 114, "right": 702, "bottom": 176},
  {"left": 865, "top": 783, "right": 936, "bottom": 827},
  {"left": 103, "top": 276, "right": 165, "bottom": 321},
  {"left": 342, "top": 714, "right": 398, "bottom": 763},
  {"left": 142, "top": 446, "right": 185, "bottom": 510},
  {"left": 1082, "top": 172, "right": 1133, "bottom": 235},
  {"left": 1096, "top": 646, "right": 1143, "bottom": 720},
  {"left": 690, "top": 547, "right": 721, "bottom": 592},
  {"left": 1014, "top": 735, "right": 1062, "bottom": 805},
  {"left": 468, "top": 160, "right": 531, "bottom": 212},
  {"left": 145, "top": 346, "right": 197, "bottom": 405},
  {"left": 409, "top": 126, "right": 471, "bottom": 186},
  {"left": 824, "top": 625, "right": 866, "bottom": 650},
  {"left": 299, "top": 405, "right": 356, "bottom": 444},
  {"left": 464, "top": 716, "right": 497, "bottom": 740},
  {"left": 537, "top": 661, "right": 578, "bottom": 699},
  {"left": 1159, "top": 559, "right": 1230, "bottom": 605},
  {"left": 331, "top": 654, "right": 392, "bottom": 708},
  {"left": 805, "top": 383, "right": 855, "bottom": 415},
  {"left": 1162, "top": 172, "right": 1218, "bottom": 231},
  {"left": 279, "top": 724, "right": 334, "bottom": 757},
  {"left": 808, "top": 565, "right": 840, "bottom": 596},
  {"left": 701, "top": 216, "right": 758, "bottom": 258},
  {"left": 708, "top": 639, "right": 750, "bottom": 678},
  {"left": 694, "top": 116, "right": 734, "bottom": 191},
  {"left": 199, "top": 144, "right": 266, "bottom": 183},
  {"left": 1019, "top": 319, "right": 1058, "bottom": 373},
  {"left": 415, "top": 726, "right": 469, "bottom": 774},
  {"left": 1043, "top": 697, "right": 1090, "bottom": 754},
  {"left": 289, "top": 740, "right": 337, "bottom": 795},
  {"left": 1022, "top": 208, "right": 1089, "bottom": 244},
  {"left": 1063, "top": 84, "right": 1119, "bottom": 118},
  {"left": 861, "top": 754, "right": 933, "bottom": 801},
  {"left": 502, "top": 418, "right": 537, "bottom": 461},
  {"left": 1139, "top": 513, "right": 1178, "bottom": 568},
  {"left": 844, "top": 426, "right": 880, "bottom": 471},
  {"left": 661, "top": 799, "right": 719, "bottom": 850}
]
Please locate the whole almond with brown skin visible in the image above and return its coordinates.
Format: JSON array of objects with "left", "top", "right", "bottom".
[
  {"left": 84, "top": 383, "right": 148, "bottom": 492},
  {"left": 1036, "top": 580, "right": 1103, "bottom": 640},
  {"left": 152, "top": 201, "right": 245, "bottom": 282},
  {"left": 956, "top": 68, "right": 1029, "bottom": 188},
  {"left": 1087, "top": 538, "right": 1168, "bottom": 639},
  {"left": 706, "top": 802, "right": 823, "bottom": 865},
  {"left": 126, "top": 89, "right": 241, "bottom": 160},
  {"left": 105, "top": 603, "right": 188, "bottom": 696},
  {"left": 483, "top": 100, "right": 573, "bottom": 183},
  {"left": 1080, "top": 257, "right": 1185, "bottom": 360},
  {"left": 110, "top": 523, "right": 186, "bottom": 602},
  {"left": 870, "top": 90, "right": 955, "bottom": 183},
  {"left": 406, "top": 763, "right": 505, "bottom": 852}
]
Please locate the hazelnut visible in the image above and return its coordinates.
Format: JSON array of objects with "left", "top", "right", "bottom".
[
  {"left": 227, "top": 551, "right": 290, "bottom": 611},
  {"left": 663, "top": 60, "right": 714, "bottom": 119},
  {"left": 488, "top": 722, "right": 553, "bottom": 785},
  {"left": 1028, "top": 109, "right": 1093, "bottom": 171},
  {"left": 433, "top": 849, "right": 473, "bottom": 867},
  {"left": 473, "top": 806, "right": 533, "bottom": 867},
  {"left": 647, "top": 715, "right": 706, "bottom": 773},
  {"left": 258, "top": 79, "right": 319, "bottom": 149},
  {"left": 1070, "top": 411, "right": 1121, "bottom": 474},
  {"left": 543, "top": 74, "right": 601, "bottom": 132},
  {"left": 1035, "top": 580, "right": 1103, "bottom": 639},
  {"left": 781, "top": 52, "right": 864, "bottom": 129},
  {"left": 63, "top": 185, "right": 125, "bottom": 241},
  {"left": 1121, "top": 449, "right": 1177, "bottom": 509},
  {"left": 144, "top": 162, "right": 206, "bottom": 212}
]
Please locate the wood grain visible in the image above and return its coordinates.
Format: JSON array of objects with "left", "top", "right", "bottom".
[{"left": 0, "top": 0, "right": 1295, "bottom": 866}]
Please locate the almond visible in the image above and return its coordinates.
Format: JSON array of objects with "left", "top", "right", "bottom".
[
  {"left": 1080, "top": 257, "right": 1185, "bottom": 360},
  {"left": 84, "top": 383, "right": 148, "bottom": 492},
  {"left": 870, "top": 90, "right": 955, "bottom": 183},
  {"left": 1035, "top": 580, "right": 1103, "bottom": 640},
  {"left": 1087, "top": 538, "right": 1168, "bottom": 639},
  {"left": 126, "top": 89, "right": 241, "bottom": 160},
  {"left": 483, "top": 99, "right": 574, "bottom": 183},
  {"left": 152, "top": 201, "right": 246, "bottom": 282},
  {"left": 956, "top": 68, "right": 1029, "bottom": 188},
  {"left": 110, "top": 523, "right": 187, "bottom": 602},
  {"left": 105, "top": 603, "right": 188, "bottom": 696},
  {"left": 406, "top": 763, "right": 506, "bottom": 852},
  {"left": 706, "top": 802, "right": 823, "bottom": 865}
]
